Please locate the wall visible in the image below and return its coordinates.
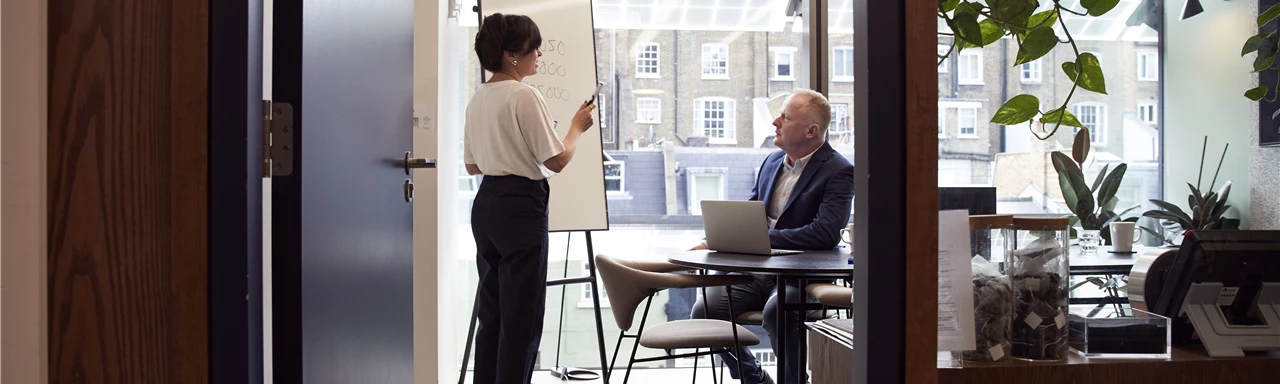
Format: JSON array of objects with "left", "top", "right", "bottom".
[
  {"left": 1165, "top": 0, "right": 1255, "bottom": 228},
  {"left": 1, "top": 0, "right": 49, "bottom": 382},
  {"left": 1250, "top": 1, "right": 1280, "bottom": 230}
]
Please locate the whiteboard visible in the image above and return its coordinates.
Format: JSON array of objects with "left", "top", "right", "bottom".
[{"left": 478, "top": 0, "right": 608, "bottom": 232}]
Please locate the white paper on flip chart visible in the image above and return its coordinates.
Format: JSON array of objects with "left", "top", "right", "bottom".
[{"left": 937, "top": 210, "right": 976, "bottom": 352}]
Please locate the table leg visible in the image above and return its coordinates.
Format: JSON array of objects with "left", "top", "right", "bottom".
[{"left": 776, "top": 275, "right": 787, "bottom": 384}]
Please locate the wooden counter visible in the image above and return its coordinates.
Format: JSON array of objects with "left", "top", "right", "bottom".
[{"left": 938, "top": 347, "right": 1280, "bottom": 382}]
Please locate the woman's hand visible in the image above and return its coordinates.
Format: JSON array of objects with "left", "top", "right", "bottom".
[{"left": 571, "top": 101, "right": 595, "bottom": 133}]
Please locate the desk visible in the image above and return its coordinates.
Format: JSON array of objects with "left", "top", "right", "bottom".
[
  {"left": 669, "top": 249, "right": 851, "bottom": 384},
  {"left": 938, "top": 347, "right": 1280, "bottom": 382}
]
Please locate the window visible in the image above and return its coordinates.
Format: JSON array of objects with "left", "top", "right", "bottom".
[
  {"left": 958, "top": 50, "right": 983, "bottom": 85},
  {"left": 604, "top": 161, "right": 625, "bottom": 193},
  {"left": 1073, "top": 103, "right": 1107, "bottom": 145},
  {"left": 937, "top": 44, "right": 949, "bottom": 73},
  {"left": 1138, "top": 101, "right": 1157, "bottom": 125},
  {"left": 830, "top": 103, "right": 850, "bottom": 133},
  {"left": 833, "top": 46, "right": 854, "bottom": 81},
  {"left": 686, "top": 168, "right": 727, "bottom": 215},
  {"left": 579, "top": 262, "right": 610, "bottom": 308},
  {"left": 702, "top": 44, "right": 728, "bottom": 79},
  {"left": 1021, "top": 60, "right": 1041, "bottom": 83},
  {"left": 695, "top": 97, "right": 735, "bottom": 143},
  {"left": 958, "top": 107, "right": 978, "bottom": 137},
  {"left": 1138, "top": 51, "right": 1158, "bottom": 82},
  {"left": 636, "top": 43, "right": 659, "bottom": 78},
  {"left": 938, "top": 107, "right": 946, "bottom": 137},
  {"left": 772, "top": 47, "right": 796, "bottom": 80},
  {"left": 635, "top": 97, "right": 661, "bottom": 124}
]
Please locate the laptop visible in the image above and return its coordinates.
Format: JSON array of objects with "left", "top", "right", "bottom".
[{"left": 700, "top": 200, "right": 803, "bottom": 256}]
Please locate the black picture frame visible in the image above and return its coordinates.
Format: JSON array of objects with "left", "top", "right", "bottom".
[{"left": 1261, "top": 0, "right": 1280, "bottom": 146}]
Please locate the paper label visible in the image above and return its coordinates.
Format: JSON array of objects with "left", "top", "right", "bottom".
[
  {"left": 1025, "top": 312, "right": 1044, "bottom": 328},
  {"left": 1055, "top": 312, "right": 1067, "bottom": 329},
  {"left": 988, "top": 345, "right": 1005, "bottom": 361},
  {"left": 1217, "top": 287, "right": 1240, "bottom": 307}
]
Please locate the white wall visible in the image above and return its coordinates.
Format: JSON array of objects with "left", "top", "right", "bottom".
[
  {"left": 1, "top": 0, "right": 50, "bottom": 382},
  {"left": 1164, "top": 0, "right": 1255, "bottom": 228}
]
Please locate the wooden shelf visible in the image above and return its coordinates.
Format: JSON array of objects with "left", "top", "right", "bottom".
[{"left": 938, "top": 347, "right": 1280, "bottom": 382}]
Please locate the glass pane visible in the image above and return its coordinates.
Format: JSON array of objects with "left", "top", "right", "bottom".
[
  {"left": 695, "top": 174, "right": 721, "bottom": 201},
  {"left": 937, "top": 1, "right": 1166, "bottom": 254}
]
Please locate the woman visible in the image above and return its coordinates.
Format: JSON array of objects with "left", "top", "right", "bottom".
[{"left": 464, "top": 13, "right": 594, "bottom": 384}]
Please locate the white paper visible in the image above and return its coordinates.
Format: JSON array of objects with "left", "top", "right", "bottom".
[
  {"left": 988, "top": 344, "right": 1005, "bottom": 361},
  {"left": 1025, "top": 312, "right": 1044, "bottom": 328},
  {"left": 1054, "top": 312, "right": 1067, "bottom": 329},
  {"left": 937, "top": 210, "right": 976, "bottom": 352}
]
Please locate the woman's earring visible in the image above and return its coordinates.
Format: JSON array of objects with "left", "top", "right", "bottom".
[{"left": 512, "top": 60, "right": 518, "bottom": 66}]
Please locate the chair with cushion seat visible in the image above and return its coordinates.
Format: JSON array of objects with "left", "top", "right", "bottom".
[
  {"left": 806, "top": 282, "right": 853, "bottom": 319},
  {"left": 594, "top": 254, "right": 761, "bottom": 384}
]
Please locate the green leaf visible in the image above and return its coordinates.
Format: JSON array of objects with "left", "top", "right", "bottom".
[
  {"left": 1143, "top": 210, "right": 1193, "bottom": 231},
  {"left": 1242, "top": 33, "right": 1275, "bottom": 56},
  {"left": 1060, "top": 173, "right": 1080, "bottom": 216},
  {"left": 1073, "top": 128, "right": 1091, "bottom": 165},
  {"left": 1101, "top": 196, "right": 1119, "bottom": 214},
  {"left": 1115, "top": 204, "right": 1143, "bottom": 219},
  {"left": 1075, "top": 53, "right": 1108, "bottom": 94},
  {"left": 1253, "top": 53, "right": 1276, "bottom": 73},
  {"left": 1091, "top": 164, "right": 1110, "bottom": 193},
  {"left": 952, "top": 12, "right": 985, "bottom": 47},
  {"left": 1052, "top": 151, "right": 1095, "bottom": 218},
  {"left": 1027, "top": 10, "right": 1058, "bottom": 30},
  {"left": 1015, "top": 27, "right": 1058, "bottom": 65},
  {"left": 1081, "top": 0, "right": 1121, "bottom": 17},
  {"left": 1040, "top": 108, "right": 1085, "bottom": 128},
  {"left": 979, "top": 19, "right": 1005, "bottom": 46},
  {"left": 1096, "top": 163, "right": 1128, "bottom": 209},
  {"left": 1246, "top": 86, "right": 1270, "bottom": 101},
  {"left": 1188, "top": 183, "right": 1205, "bottom": 209},
  {"left": 941, "top": 0, "right": 961, "bottom": 13},
  {"left": 992, "top": 94, "right": 1041, "bottom": 125},
  {"left": 1259, "top": 2, "right": 1280, "bottom": 27},
  {"left": 1148, "top": 199, "right": 1193, "bottom": 225}
]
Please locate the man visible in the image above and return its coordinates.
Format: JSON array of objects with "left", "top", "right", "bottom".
[{"left": 689, "top": 89, "right": 854, "bottom": 384}]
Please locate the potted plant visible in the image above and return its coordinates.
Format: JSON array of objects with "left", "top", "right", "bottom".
[
  {"left": 1141, "top": 137, "right": 1241, "bottom": 246},
  {"left": 1051, "top": 129, "right": 1140, "bottom": 252}
]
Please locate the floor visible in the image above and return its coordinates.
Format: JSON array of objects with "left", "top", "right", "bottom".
[{"left": 461, "top": 366, "right": 780, "bottom": 383}]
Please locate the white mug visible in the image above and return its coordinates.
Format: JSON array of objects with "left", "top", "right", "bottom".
[
  {"left": 840, "top": 223, "right": 855, "bottom": 245},
  {"left": 1109, "top": 221, "right": 1143, "bottom": 253}
]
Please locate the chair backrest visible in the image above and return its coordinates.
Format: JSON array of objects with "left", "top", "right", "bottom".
[{"left": 593, "top": 254, "right": 657, "bottom": 331}]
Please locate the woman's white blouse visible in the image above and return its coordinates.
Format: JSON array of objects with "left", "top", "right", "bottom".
[{"left": 464, "top": 80, "right": 565, "bottom": 180}]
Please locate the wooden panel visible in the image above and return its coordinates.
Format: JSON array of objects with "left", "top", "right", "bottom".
[
  {"left": 939, "top": 348, "right": 1280, "bottom": 382},
  {"left": 47, "top": 0, "right": 209, "bottom": 383},
  {"left": 905, "top": 0, "right": 940, "bottom": 382}
]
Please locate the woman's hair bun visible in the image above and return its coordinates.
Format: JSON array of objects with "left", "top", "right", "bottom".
[{"left": 474, "top": 13, "right": 541, "bottom": 73}]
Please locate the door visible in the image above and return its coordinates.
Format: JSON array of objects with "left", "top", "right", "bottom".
[{"left": 270, "top": 0, "right": 417, "bottom": 382}]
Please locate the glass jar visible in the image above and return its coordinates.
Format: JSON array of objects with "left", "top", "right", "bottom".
[
  {"left": 964, "top": 215, "right": 1014, "bottom": 363},
  {"left": 1008, "top": 216, "right": 1071, "bottom": 361}
]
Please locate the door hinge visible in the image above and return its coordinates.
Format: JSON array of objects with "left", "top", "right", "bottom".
[{"left": 262, "top": 100, "right": 295, "bottom": 177}]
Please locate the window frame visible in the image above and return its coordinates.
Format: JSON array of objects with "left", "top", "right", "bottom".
[
  {"left": 830, "top": 103, "right": 850, "bottom": 133},
  {"left": 771, "top": 47, "right": 797, "bottom": 81},
  {"left": 1138, "top": 100, "right": 1158, "bottom": 125},
  {"left": 957, "top": 107, "right": 979, "bottom": 138},
  {"left": 578, "top": 262, "right": 611, "bottom": 308},
  {"left": 695, "top": 97, "right": 736, "bottom": 144},
  {"left": 686, "top": 167, "right": 729, "bottom": 215},
  {"left": 635, "top": 97, "right": 662, "bottom": 124},
  {"left": 636, "top": 42, "right": 660, "bottom": 79},
  {"left": 938, "top": 107, "right": 946, "bottom": 138},
  {"left": 833, "top": 46, "right": 854, "bottom": 82},
  {"left": 937, "top": 44, "right": 949, "bottom": 73},
  {"left": 701, "top": 43, "right": 729, "bottom": 79},
  {"left": 1138, "top": 51, "right": 1158, "bottom": 82},
  {"left": 1072, "top": 102, "right": 1108, "bottom": 146},
  {"left": 603, "top": 160, "right": 626, "bottom": 194},
  {"left": 958, "top": 50, "right": 983, "bottom": 85},
  {"left": 1020, "top": 59, "right": 1041, "bottom": 83}
]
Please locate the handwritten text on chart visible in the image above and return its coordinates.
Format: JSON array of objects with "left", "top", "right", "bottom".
[
  {"left": 531, "top": 84, "right": 571, "bottom": 101},
  {"left": 543, "top": 40, "right": 566, "bottom": 56}
]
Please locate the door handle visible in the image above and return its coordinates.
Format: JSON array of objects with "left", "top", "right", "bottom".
[{"left": 403, "top": 151, "right": 436, "bottom": 175}]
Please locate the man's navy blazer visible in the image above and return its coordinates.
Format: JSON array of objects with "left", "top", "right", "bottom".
[{"left": 749, "top": 141, "right": 855, "bottom": 250}]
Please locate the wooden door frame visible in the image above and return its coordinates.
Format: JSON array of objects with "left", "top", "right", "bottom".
[{"left": 852, "top": 0, "right": 939, "bottom": 382}]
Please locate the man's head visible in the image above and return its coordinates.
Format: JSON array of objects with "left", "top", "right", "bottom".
[{"left": 772, "top": 89, "right": 832, "bottom": 156}]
